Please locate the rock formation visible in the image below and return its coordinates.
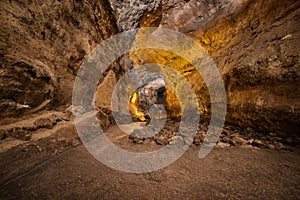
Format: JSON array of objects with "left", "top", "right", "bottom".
[
  {"left": 1, "top": 2, "right": 300, "bottom": 198},
  {"left": 0, "top": 0, "right": 120, "bottom": 118},
  {"left": 121, "top": 0, "right": 300, "bottom": 135},
  {"left": 1, "top": 0, "right": 299, "bottom": 137}
]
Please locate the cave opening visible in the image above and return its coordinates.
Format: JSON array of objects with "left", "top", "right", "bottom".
[{"left": 129, "top": 85, "right": 166, "bottom": 122}]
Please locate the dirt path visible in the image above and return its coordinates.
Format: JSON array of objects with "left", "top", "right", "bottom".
[{"left": 0, "top": 125, "right": 300, "bottom": 199}]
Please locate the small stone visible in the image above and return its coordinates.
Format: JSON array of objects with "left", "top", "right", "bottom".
[
  {"left": 73, "top": 106, "right": 85, "bottom": 115},
  {"left": 252, "top": 139, "right": 267, "bottom": 149},
  {"left": 49, "top": 114, "right": 60, "bottom": 124},
  {"left": 155, "top": 136, "right": 168, "bottom": 145},
  {"left": 242, "top": 127, "right": 257, "bottom": 138},
  {"left": 217, "top": 142, "right": 230, "bottom": 148},
  {"left": 266, "top": 143, "right": 276, "bottom": 150},
  {"left": 234, "top": 136, "right": 248, "bottom": 146},
  {"left": 229, "top": 139, "right": 237, "bottom": 146},
  {"left": 143, "top": 138, "right": 152, "bottom": 144},
  {"left": 230, "top": 132, "right": 239, "bottom": 138},
  {"left": 133, "top": 137, "right": 144, "bottom": 144},
  {"left": 72, "top": 139, "right": 80, "bottom": 147},
  {"left": 169, "top": 136, "right": 183, "bottom": 145},
  {"left": 221, "top": 137, "right": 230, "bottom": 143},
  {"left": 128, "top": 134, "right": 134, "bottom": 139},
  {"left": 274, "top": 141, "right": 286, "bottom": 150},
  {"left": 247, "top": 138, "right": 254, "bottom": 145},
  {"left": 193, "top": 137, "right": 202, "bottom": 146},
  {"left": 222, "top": 128, "right": 231, "bottom": 137},
  {"left": 281, "top": 34, "right": 292, "bottom": 40},
  {"left": 34, "top": 118, "right": 54, "bottom": 129},
  {"left": 131, "top": 129, "right": 146, "bottom": 139},
  {"left": 62, "top": 111, "right": 72, "bottom": 121}
]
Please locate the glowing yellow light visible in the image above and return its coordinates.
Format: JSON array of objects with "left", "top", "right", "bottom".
[
  {"left": 129, "top": 92, "right": 146, "bottom": 121},
  {"left": 131, "top": 92, "right": 138, "bottom": 104}
]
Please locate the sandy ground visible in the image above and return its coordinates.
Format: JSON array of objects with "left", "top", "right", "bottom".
[{"left": 0, "top": 124, "right": 299, "bottom": 199}]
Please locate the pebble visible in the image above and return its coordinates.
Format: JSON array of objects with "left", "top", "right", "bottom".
[
  {"left": 127, "top": 122, "right": 291, "bottom": 151},
  {"left": 193, "top": 136, "right": 202, "bottom": 146},
  {"left": 266, "top": 143, "right": 276, "bottom": 150},
  {"left": 34, "top": 118, "right": 54, "bottom": 129},
  {"left": 154, "top": 136, "right": 168, "bottom": 145},
  {"left": 274, "top": 141, "right": 285, "bottom": 150},
  {"left": 252, "top": 139, "right": 267, "bottom": 149},
  {"left": 234, "top": 136, "right": 248, "bottom": 146},
  {"left": 49, "top": 114, "right": 60, "bottom": 124},
  {"left": 281, "top": 34, "right": 292, "bottom": 40},
  {"left": 143, "top": 138, "right": 152, "bottom": 145},
  {"left": 229, "top": 139, "right": 237, "bottom": 146},
  {"left": 222, "top": 128, "right": 231, "bottom": 137},
  {"left": 169, "top": 136, "right": 183, "bottom": 145},
  {"left": 133, "top": 137, "right": 144, "bottom": 144},
  {"left": 217, "top": 142, "right": 230, "bottom": 148},
  {"left": 62, "top": 111, "right": 72, "bottom": 121}
]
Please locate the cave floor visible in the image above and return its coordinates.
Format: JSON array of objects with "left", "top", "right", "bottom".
[{"left": 0, "top": 123, "right": 299, "bottom": 199}]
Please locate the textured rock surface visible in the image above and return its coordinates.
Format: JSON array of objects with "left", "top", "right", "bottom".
[
  {"left": 1, "top": 0, "right": 299, "bottom": 137},
  {"left": 0, "top": 0, "right": 119, "bottom": 118},
  {"left": 137, "top": 77, "right": 165, "bottom": 112},
  {"left": 94, "top": 70, "right": 117, "bottom": 111},
  {"left": 189, "top": 0, "right": 300, "bottom": 135},
  {"left": 109, "top": 0, "right": 235, "bottom": 30},
  {"left": 109, "top": 0, "right": 161, "bottom": 30},
  {"left": 112, "top": 64, "right": 164, "bottom": 117},
  {"left": 127, "top": 0, "right": 300, "bottom": 135},
  {"left": 0, "top": 2, "right": 300, "bottom": 199}
]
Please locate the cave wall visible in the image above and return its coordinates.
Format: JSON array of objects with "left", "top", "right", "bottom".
[
  {"left": 1, "top": 0, "right": 299, "bottom": 136},
  {"left": 190, "top": 0, "right": 300, "bottom": 135},
  {"left": 112, "top": 0, "right": 300, "bottom": 135},
  {"left": 0, "top": 0, "right": 119, "bottom": 118}
]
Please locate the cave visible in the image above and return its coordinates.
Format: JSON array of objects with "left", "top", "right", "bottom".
[
  {"left": 129, "top": 85, "right": 166, "bottom": 122},
  {"left": 0, "top": 0, "right": 299, "bottom": 199},
  {"left": 129, "top": 75, "right": 166, "bottom": 122}
]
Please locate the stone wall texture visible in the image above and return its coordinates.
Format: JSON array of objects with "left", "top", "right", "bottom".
[
  {"left": 118, "top": 0, "right": 300, "bottom": 135},
  {"left": 1, "top": 0, "right": 299, "bottom": 136},
  {"left": 0, "top": 0, "right": 119, "bottom": 118}
]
